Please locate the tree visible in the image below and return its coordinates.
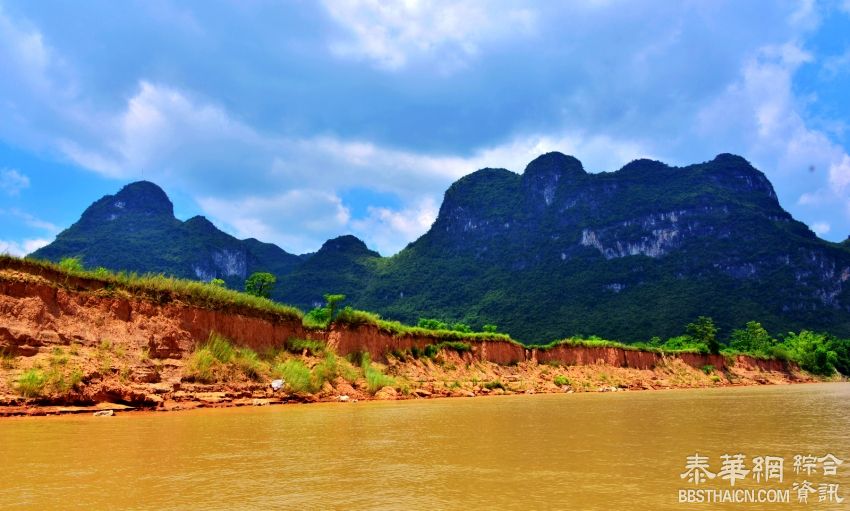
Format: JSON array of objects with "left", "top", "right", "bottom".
[
  {"left": 209, "top": 278, "right": 226, "bottom": 288},
  {"left": 245, "top": 272, "right": 276, "bottom": 298},
  {"left": 323, "top": 293, "right": 346, "bottom": 320},
  {"left": 482, "top": 324, "right": 499, "bottom": 333},
  {"left": 58, "top": 256, "right": 84, "bottom": 273},
  {"left": 686, "top": 316, "right": 720, "bottom": 354},
  {"left": 730, "top": 321, "right": 773, "bottom": 354}
]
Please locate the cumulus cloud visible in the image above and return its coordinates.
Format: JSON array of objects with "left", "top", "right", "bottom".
[
  {"left": 2, "top": 0, "right": 849, "bottom": 252},
  {"left": 696, "top": 38, "right": 850, "bottom": 231},
  {"left": 350, "top": 197, "right": 439, "bottom": 255},
  {"left": 322, "top": 0, "right": 536, "bottom": 71},
  {"left": 0, "top": 238, "right": 52, "bottom": 257},
  {"left": 198, "top": 189, "right": 351, "bottom": 254},
  {"left": 1, "top": 208, "right": 60, "bottom": 234},
  {"left": 0, "top": 168, "right": 30, "bottom": 195},
  {"left": 829, "top": 154, "right": 850, "bottom": 194},
  {"left": 54, "top": 80, "right": 651, "bottom": 253},
  {"left": 810, "top": 222, "right": 830, "bottom": 236}
]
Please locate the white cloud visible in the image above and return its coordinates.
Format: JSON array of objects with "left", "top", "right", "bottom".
[
  {"left": 810, "top": 222, "right": 830, "bottom": 236},
  {"left": 0, "top": 238, "right": 51, "bottom": 257},
  {"left": 53, "top": 80, "right": 651, "bottom": 253},
  {"left": 0, "top": 208, "right": 60, "bottom": 233},
  {"left": 0, "top": 168, "right": 30, "bottom": 195},
  {"left": 350, "top": 196, "right": 439, "bottom": 254},
  {"left": 829, "top": 154, "right": 850, "bottom": 194},
  {"left": 697, "top": 40, "right": 850, "bottom": 188},
  {"left": 198, "top": 189, "right": 351, "bottom": 254},
  {"left": 322, "top": 0, "right": 536, "bottom": 71}
]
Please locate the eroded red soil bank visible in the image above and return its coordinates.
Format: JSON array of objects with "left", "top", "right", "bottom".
[{"left": 0, "top": 262, "right": 812, "bottom": 417}]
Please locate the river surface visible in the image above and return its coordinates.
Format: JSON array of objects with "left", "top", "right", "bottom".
[{"left": 1, "top": 383, "right": 848, "bottom": 510}]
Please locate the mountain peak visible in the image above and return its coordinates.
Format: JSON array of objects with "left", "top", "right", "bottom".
[
  {"left": 711, "top": 153, "right": 751, "bottom": 166},
  {"left": 522, "top": 152, "right": 586, "bottom": 207},
  {"left": 110, "top": 180, "right": 174, "bottom": 217},
  {"left": 318, "top": 235, "right": 378, "bottom": 256},
  {"left": 523, "top": 152, "right": 586, "bottom": 179},
  {"left": 184, "top": 215, "right": 218, "bottom": 232}
]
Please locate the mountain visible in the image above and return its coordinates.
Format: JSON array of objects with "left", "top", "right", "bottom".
[
  {"left": 346, "top": 153, "right": 850, "bottom": 342},
  {"left": 31, "top": 154, "right": 850, "bottom": 343},
  {"left": 31, "top": 181, "right": 303, "bottom": 289},
  {"left": 280, "top": 235, "right": 380, "bottom": 309}
]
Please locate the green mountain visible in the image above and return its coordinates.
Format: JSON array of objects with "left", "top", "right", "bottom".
[
  {"left": 347, "top": 153, "right": 850, "bottom": 341},
  {"left": 32, "top": 154, "right": 850, "bottom": 343},
  {"left": 31, "top": 181, "right": 303, "bottom": 289}
]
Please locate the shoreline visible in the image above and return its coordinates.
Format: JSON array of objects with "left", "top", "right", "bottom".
[
  {"left": 1, "top": 379, "right": 839, "bottom": 419},
  {"left": 1, "top": 354, "right": 827, "bottom": 418}
]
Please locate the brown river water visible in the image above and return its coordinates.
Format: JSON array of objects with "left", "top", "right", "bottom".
[{"left": 1, "top": 383, "right": 848, "bottom": 510}]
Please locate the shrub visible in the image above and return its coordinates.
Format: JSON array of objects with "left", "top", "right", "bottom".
[
  {"left": 303, "top": 306, "right": 331, "bottom": 328},
  {"left": 209, "top": 278, "right": 226, "bottom": 288},
  {"left": 360, "top": 353, "right": 395, "bottom": 393},
  {"left": 274, "top": 359, "right": 315, "bottom": 393},
  {"left": 206, "top": 333, "right": 236, "bottom": 363},
  {"left": 58, "top": 256, "right": 84, "bottom": 273},
  {"left": 421, "top": 341, "right": 472, "bottom": 358},
  {"left": 234, "top": 347, "right": 263, "bottom": 380},
  {"left": 700, "top": 364, "right": 715, "bottom": 375},
  {"left": 418, "top": 318, "right": 449, "bottom": 330},
  {"left": 553, "top": 375, "right": 570, "bottom": 386},
  {"left": 186, "top": 349, "right": 217, "bottom": 383},
  {"left": 324, "top": 294, "right": 346, "bottom": 321},
  {"left": 484, "top": 380, "right": 506, "bottom": 391},
  {"left": 16, "top": 369, "right": 47, "bottom": 397},
  {"left": 285, "top": 338, "right": 326, "bottom": 355},
  {"left": 0, "top": 348, "right": 16, "bottom": 369}
]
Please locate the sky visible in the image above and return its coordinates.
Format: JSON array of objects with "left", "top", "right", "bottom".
[{"left": 1, "top": 0, "right": 850, "bottom": 257}]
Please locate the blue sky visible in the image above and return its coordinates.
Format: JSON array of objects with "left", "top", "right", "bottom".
[{"left": 1, "top": 0, "right": 850, "bottom": 256}]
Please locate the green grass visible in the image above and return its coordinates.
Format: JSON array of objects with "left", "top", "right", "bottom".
[
  {"left": 4, "top": 254, "right": 843, "bottom": 376},
  {"left": 16, "top": 369, "right": 47, "bottom": 397},
  {"left": 334, "top": 306, "right": 517, "bottom": 344},
  {"left": 274, "top": 359, "right": 315, "bottom": 393},
  {"left": 484, "top": 380, "right": 506, "bottom": 391},
  {"left": 285, "top": 338, "right": 326, "bottom": 355},
  {"left": 360, "top": 353, "right": 396, "bottom": 393},
  {"left": 553, "top": 374, "right": 570, "bottom": 386},
  {"left": 0, "top": 348, "right": 16, "bottom": 370},
  {"left": 185, "top": 333, "right": 266, "bottom": 383},
  {"left": 1, "top": 254, "right": 302, "bottom": 321},
  {"left": 700, "top": 364, "right": 715, "bottom": 375}
]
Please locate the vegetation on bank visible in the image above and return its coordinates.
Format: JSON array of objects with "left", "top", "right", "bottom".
[
  {"left": 1, "top": 254, "right": 302, "bottom": 321},
  {"left": 183, "top": 333, "right": 397, "bottom": 395},
  {"left": 2, "top": 254, "right": 849, "bottom": 378}
]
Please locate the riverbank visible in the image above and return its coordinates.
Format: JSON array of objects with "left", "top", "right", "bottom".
[{"left": 0, "top": 258, "right": 825, "bottom": 417}]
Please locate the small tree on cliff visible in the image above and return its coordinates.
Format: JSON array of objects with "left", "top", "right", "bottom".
[
  {"left": 245, "top": 272, "right": 276, "bottom": 299},
  {"left": 324, "top": 293, "right": 346, "bottom": 321},
  {"left": 686, "top": 316, "right": 720, "bottom": 355}
]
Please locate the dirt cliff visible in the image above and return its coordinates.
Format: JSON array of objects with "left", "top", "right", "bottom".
[{"left": 0, "top": 260, "right": 815, "bottom": 417}]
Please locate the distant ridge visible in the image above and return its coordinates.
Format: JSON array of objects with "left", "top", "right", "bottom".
[{"left": 32, "top": 153, "right": 850, "bottom": 342}]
